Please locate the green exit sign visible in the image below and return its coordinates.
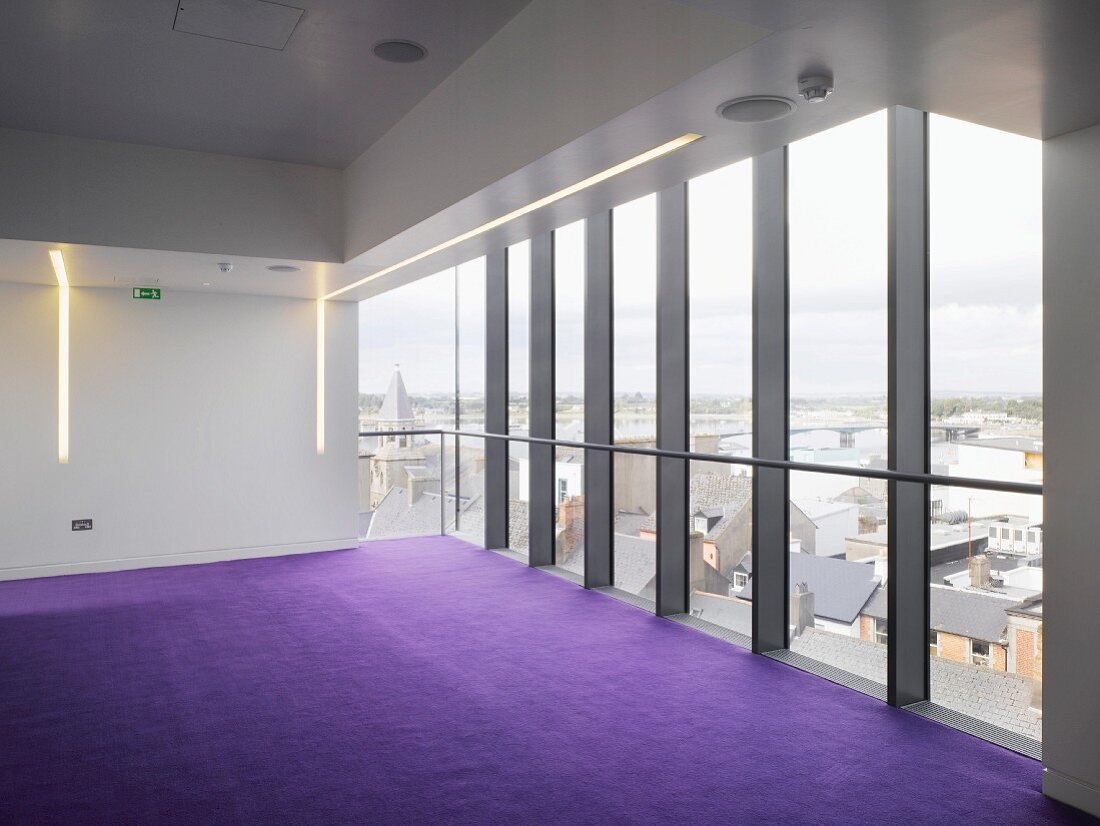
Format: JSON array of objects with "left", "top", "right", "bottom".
[{"left": 132, "top": 287, "right": 161, "bottom": 300}]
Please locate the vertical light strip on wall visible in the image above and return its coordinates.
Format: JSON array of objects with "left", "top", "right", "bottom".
[
  {"left": 50, "top": 250, "right": 70, "bottom": 464},
  {"left": 316, "top": 299, "right": 325, "bottom": 455}
]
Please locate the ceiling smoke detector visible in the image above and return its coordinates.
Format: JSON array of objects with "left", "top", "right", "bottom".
[
  {"left": 716, "top": 95, "right": 795, "bottom": 124},
  {"left": 798, "top": 74, "right": 834, "bottom": 103},
  {"left": 217, "top": 262, "right": 234, "bottom": 274},
  {"left": 372, "top": 39, "right": 427, "bottom": 64}
]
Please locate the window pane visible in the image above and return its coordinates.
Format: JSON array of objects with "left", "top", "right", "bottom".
[
  {"left": 613, "top": 194, "right": 657, "bottom": 603},
  {"left": 929, "top": 114, "right": 1043, "bottom": 742},
  {"left": 555, "top": 221, "right": 585, "bottom": 437},
  {"left": 358, "top": 267, "right": 455, "bottom": 540},
  {"left": 454, "top": 257, "right": 486, "bottom": 544},
  {"left": 555, "top": 221, "right": 586, "bottom": 574},
  {"left": 787, "top": 470, "right": 888, "bottom": 686},
  {"left": 686, "top": 160, "right": 753, "bottom": 637},
  {"left": 508, "top": 241, "right": 531, "bottom": 558},
  {"left": 788, "top": 111, "right": 888, "bottom": 684},
  {"left": 789, "top": 110, "right": 888, "bottom": 440}
]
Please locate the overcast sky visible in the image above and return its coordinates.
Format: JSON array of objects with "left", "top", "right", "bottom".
[{"left": 360, "top": 111, "right": 1041, "bottom": 398}]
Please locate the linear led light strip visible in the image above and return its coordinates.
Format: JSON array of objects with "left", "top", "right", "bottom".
[
  {"left": 316, "top": 300, "right": 325, "bottom": 455},
  {"left": 322, "top": 133, "right": 703, "bottom": 300},
  {"left": 50, "top": 250, "right": 70, "bottom": 464}
]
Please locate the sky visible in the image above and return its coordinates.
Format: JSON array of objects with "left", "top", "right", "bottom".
[{"left": 359, "top": 111, "right": 1042, "bottom": 399}]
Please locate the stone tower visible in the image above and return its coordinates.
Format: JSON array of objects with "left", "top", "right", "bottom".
[{"left": 369, "top": 365, "right": 425, "bottom": 508}]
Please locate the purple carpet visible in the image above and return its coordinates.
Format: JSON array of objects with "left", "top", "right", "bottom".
[{"left": 0, "top": 536, "right": 1091, "bottom": 824}]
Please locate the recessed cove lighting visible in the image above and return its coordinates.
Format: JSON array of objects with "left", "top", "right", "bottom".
[
  {"left": 373, "top": 39, "right": 427, "bottom": 64},
  {"left": 324, "top": 133, "right": 703, "bottom": 300},
  {"left": 717, "top": 96, "right": 795, "bottom": 124},
  {"left": 267, "top": 264, "right": 301, "bottom": 273}
]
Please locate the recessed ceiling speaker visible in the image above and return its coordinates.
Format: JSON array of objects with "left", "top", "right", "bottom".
[
  {"left": 716, "top": 95, "right": 795, "bottom": 123},
  {"left": 266, "top": 264, "right": 301, "bottom": 273},
  {"left": 372, "top": 39, "right": 427, "bottom": 63}
]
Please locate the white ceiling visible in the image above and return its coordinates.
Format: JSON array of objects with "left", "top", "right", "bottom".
[
  {"left": 0, "top": 239, "right": 367, "bottom": 300},
  {"left": 674, "top": 0, "right": 1100, "bottom": 142},
  {"left": 0, "top": 0, "right": 531, "bottom": 168},
  {"left": 338, "top": 0, "right": 1100, "bottom": 300},
  {"left": 3, "top": 0, "right": 1100, "bottom": 302}
]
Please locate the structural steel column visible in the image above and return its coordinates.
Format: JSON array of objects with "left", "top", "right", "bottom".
[
  {"left": 484, "top": 248, "right": 509, "bottom": 550},
  {"left": 655, "top": 182, "right": 689, "bottom": 616},
  {"left": 887, "top": 105, "right": 931, "bottom": 707},
  {"left": 528, "top": 232, "right": 556, "bottom": 567},
  {"left": 584, "top": 211, "right": 614, "bottom": 588},
  {"left": 752, "top": 147, "right": 790, "bottom": 653}
]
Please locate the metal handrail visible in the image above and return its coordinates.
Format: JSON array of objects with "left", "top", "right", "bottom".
[{"left": 358, "top": 428, "right": 1043, "bottom": 496}]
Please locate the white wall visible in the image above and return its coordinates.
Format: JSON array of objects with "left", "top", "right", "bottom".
[
  {"left": 0, "top": 283, "right": 358, "bottom": 579},
  {"left": 0, "top": 128, "right": 342, "bottom": 262},
  {"left": 809, "top": 505, "right": 860, "bottom": 558},
  {"left": 1042, "top": 120, "right": 1100, "bottom": 817}
]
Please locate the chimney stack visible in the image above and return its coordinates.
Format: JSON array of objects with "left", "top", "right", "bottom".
[
  {"left": 969, "top": 554, "right": 991, "bottom": 589},
  {"left": 407, "top": 469, "right": 436, "bottom": 505},
  {"left": 790, "top": 582, "right": 815, "bottom": 638},
  {"left": 688, "top": 531, "right": 706, "bottom": 594}
]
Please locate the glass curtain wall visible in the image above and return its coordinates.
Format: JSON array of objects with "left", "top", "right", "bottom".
[
  {"left": 787, "top": 111, "right": 889, "bottom": 684},
  {"left": 612, "top": 195, "right": 658, "bottom": 602},
  {"left": 928, "top": 114, "right": 1043, "bottom": 741},
  {"left": 554, "top": 221, "right": 586, "bottom": 575},
  {"left": 355, "top": 109, "right": 1044, "bottom": 752},
  {"left": 358, "top": 267, "right": 456, "bottom": 540},
  {"left": 453, "top": 257, "right": 487, "bottom": 544},
  {"left": 686, "top": 159, "right": 754, "bottom": 637},
  {"left": 508, "top": 241, "right": 531, "bottom": 558}
]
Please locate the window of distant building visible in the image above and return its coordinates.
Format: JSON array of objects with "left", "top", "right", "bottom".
[
  {"left": 971, "top": 640, "right": 991, "bottom": 667},
  {"left": 929, "top": 630, "right": 941, "bottom": 657},
  {"left": 558, "top": 478, "right": 568, "bottom": 505},
  {"left": 733, "top": 572, "right": 748, "bottom": 589},
  {"left": 874, "top": 617, "right": 888, "bottom": 646}
]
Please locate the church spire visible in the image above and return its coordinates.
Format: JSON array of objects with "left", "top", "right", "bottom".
[{"left": 378, "top": 363, "right": 414, "bottom": 422}]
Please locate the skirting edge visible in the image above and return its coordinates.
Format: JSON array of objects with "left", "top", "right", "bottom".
[
  {"left": 0, "top": 538, "right": 358, "bottom": 581},
  {"left": 1043, "top": 766, "right": 1100, "bottom": 818}
]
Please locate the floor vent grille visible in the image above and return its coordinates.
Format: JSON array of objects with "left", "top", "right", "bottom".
[
  {"left": 764, "top": 649, "right": 888, "bottom": 701},
  {"left": 905, "top": 701, "right": 1041, "bottom": 760},
  {"left": 490, "top": 548, "right": 529, "bottom": 565},
  {"left": 539, "top": 565, "right": 585, "bottom": 586},
  {"left": 666, "top": 614, "right": 752, "bottom": 650},
  {"left": 595, "top": 587, "right": 656, "bottom": 612}
]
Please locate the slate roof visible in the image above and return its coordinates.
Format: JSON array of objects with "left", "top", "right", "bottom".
[
  {"left": 366, "top": 486, "right": 444, "bottom": 539},
  {"left": 740, "top": 552, "right": 880, "bottom": 624},
  {"left": 613, "top": 534, "right": 657, "bottom": 600},
  {"left": 615, "top": 511, "right": 652, "bottom": 537},
  {"left": 862, "top": 584, "right": 1014, "bottom": 644},
  {"left": 507, "top": 499, "right": 529, "bottom": 553},
  {"left": 958, "top": 437, "right": 1043, "bottom": 454},
  {"left": 378, "top": 366, "right": 414, "bottom": 421},
  {"left": 788, "top": 627, "right": 1041, "bottom": 740},
  {"left": 689, "top": 592, "right": 752, "bottom": 637},
  {"left": 640, "top": 473, "right": 752, "bottom": 538}
]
